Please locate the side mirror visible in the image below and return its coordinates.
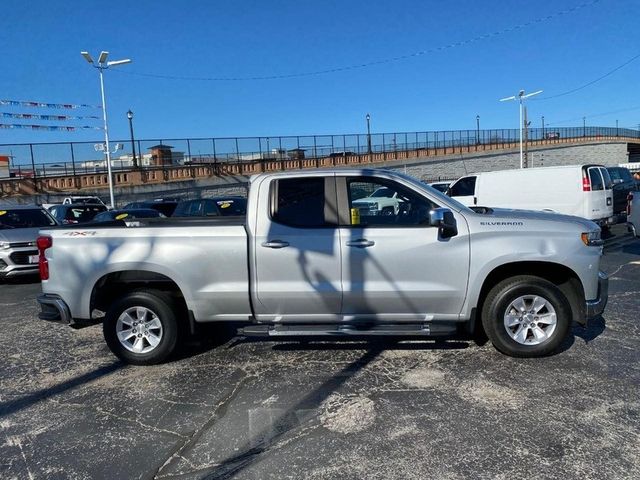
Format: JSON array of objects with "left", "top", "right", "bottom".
[{"left": 429, "top": 208, "right": 458, "bottom": 239}]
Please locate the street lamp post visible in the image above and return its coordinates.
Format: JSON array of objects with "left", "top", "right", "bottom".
[
  {"left": 499, "top": 89, "right": 543, "bottom": 169},
  {"left": 541, "top": 116, "right": 545, "bottom": 139},
  {"left": 81, "top": 50, "right": 132, "bottom": 208},
  {"left": 475, "top": 115, "right": 480, "bottom": 145},
  {"left": 366, "top": 113, "right": 372, "bottom": 154},
  {"left": 583, "top": 117, "right": 586, "bottom": 137},
  {"left": 127, "top": 110, "right": 138, "bottom": 169},
  {"left": 616, "top": 119, "right": 619, "bottom": 137}
]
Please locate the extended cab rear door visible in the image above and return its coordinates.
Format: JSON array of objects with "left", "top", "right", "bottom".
[{"left": 251, "top": 174, "right": 343, "bottom": 321}]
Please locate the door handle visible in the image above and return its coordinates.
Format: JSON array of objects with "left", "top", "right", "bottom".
[
  {"left": 262, "top": 240, "right": 290, "bottom": 249},
  {"left": 346, "top": 239, "right": 375, "bottom": 248}
]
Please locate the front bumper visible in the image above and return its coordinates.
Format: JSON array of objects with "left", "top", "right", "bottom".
[
  {"left": 586, "top": 271, "right": 608, "bottom": 320},
  {"left": 37, "top": 293, "right": 72, "bottom": 325}
]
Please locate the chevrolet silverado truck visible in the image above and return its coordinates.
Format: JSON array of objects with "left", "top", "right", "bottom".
[{"left": 37, "top": 169, "right": 608, "bottom": 365}]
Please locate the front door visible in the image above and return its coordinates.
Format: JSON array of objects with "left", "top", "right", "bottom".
[{"left": 338, "top": 176, "right": 470, "bottom": 321}]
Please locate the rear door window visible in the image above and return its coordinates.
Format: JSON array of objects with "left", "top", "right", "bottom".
[
  {"left": 588, "top": 168, "right": 604, "bottom": 191},
  {"left": 272, "top": 177, "right": 327, "bottom": 227}
]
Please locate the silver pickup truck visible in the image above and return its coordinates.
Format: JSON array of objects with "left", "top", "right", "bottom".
[{"left": 37, "top": 169, "right": 608, "bottom": 365}]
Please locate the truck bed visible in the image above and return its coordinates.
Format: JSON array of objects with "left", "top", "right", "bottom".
[{"left": 40, "top": 217, "right": 251, "bottom": 322}]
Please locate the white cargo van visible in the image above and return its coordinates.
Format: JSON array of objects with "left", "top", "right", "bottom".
[{"left": 448, "top": 165, "right": 614, "bottom": 225}]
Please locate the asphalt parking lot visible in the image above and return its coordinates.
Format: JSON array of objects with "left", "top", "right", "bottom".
[{"left": 1, "top": 226, "right": 639, "bottom": 480}]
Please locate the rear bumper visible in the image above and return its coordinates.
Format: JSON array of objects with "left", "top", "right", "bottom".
[
  {"left": 37, "top": 293, "right": 72, "bottom": 325},
  {"left": 585, "top": 271, "right": 608, "bottom": 320}
]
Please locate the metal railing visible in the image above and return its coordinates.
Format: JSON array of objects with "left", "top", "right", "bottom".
[{"left": 1, "top": 126, "right": 638, "bottom": 181}]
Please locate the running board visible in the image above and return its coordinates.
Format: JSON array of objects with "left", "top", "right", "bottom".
[{"left": 239, "top": 323, "right": 457, "bottom": 338}]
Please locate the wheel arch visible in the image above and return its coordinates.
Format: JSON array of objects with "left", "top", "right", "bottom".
[
  {"left": 90, "top": 270, "right": 191, "bottom": 321},
  {"left": 476, "top": 261, "right": 586, "bottom": 327}
]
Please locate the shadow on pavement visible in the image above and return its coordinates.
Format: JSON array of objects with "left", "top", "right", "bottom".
[
  {"left": 0, "top": 274, "right": 41, "bottom": 285},
  {"left": 0, "top": 360, "right": 124, "bottom": 418},
  {"left": 573, "top": 315, "right": 606, "bottom": 344},
  {"left": 198, "top": 347, "right": 384, "bottom": 480}
]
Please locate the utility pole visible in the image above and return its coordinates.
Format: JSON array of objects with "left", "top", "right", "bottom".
[{"left": 523, "top": 106, "right": 529, "bottom": 168}]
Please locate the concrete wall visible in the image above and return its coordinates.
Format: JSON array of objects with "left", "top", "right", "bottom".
[{"left": 380, "top": 142, "right": 629, "bottom": 181}]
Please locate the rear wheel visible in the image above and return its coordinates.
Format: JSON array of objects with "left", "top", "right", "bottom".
[
  {"left": 481, "top": 276, "right": 571, "bottom": 358},
  {"left": 103, "top": 290, "right": 179, "bottom": 365}
]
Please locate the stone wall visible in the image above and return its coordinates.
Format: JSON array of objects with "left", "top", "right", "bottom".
[{"left": 380, "top": 142, "right": 629, "bottom": 182}]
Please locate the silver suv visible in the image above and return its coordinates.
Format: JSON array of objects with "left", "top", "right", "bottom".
[{"left": 0, "top": 205, "right": 57, "bottom": 279}]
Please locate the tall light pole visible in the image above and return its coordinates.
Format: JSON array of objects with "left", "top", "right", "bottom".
[
  {"left": 616, "top": 119, "right": 619, "bottom": 137},
  {"left": 127, "top": 110, "right": 138, "bottom": 168},
  {"left": 541, "top": 115, "right": 545, "bottom": 138},
  {"left": 583, "top": 116, "right": 586, "bottom": 137},
  {"left": 499, "top": 89, "right": 543, "bottom": 168},
  {"left": 81, "top": 50, "right": 132, "bottom": 208},
  {"left": 366, "top": 113, "right": 372, "bottom": 154},
  {"left": 476, "top": 115, "right": 480, "bottom": 145}
]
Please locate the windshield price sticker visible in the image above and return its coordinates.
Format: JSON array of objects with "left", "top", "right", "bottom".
[
  {"left": 0, "top": 211, "right": 6, "bottom": 216},
  {"left": 115, "top": 213, "right": 129, "bottom": 220}
]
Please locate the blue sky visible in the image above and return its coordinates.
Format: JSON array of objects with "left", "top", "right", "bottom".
[{"left": 0, "top": 0, "right": 639, "bottom": 146}]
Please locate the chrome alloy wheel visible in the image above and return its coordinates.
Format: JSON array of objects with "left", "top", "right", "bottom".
[
  {"left": 116, "top": 307, "right": 163, "bottom": 354},
  {"left": 503, "top": 295, "right": 557, "bottom": 346}
]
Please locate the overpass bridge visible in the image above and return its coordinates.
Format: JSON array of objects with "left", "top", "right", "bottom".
[{"left": 1, "top": 126, "right": 639, "bottom": 204}]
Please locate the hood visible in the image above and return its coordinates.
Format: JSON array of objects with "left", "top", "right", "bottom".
[
  {"left": 0, "top": 227, "right": 41, "bottom": 245},
  {"left": 471, "top": 207, "right": 599, "bottom": 231}
]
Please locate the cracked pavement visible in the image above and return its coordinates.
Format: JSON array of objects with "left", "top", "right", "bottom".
[{"left": 0, "top": 226, "right": 639, "bottom": 479}]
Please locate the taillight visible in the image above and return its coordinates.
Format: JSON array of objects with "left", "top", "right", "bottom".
[
  {"left": 628, "top": 192, "right": 634, "bottom": 216},
  {"left": 582, "top": 174, "right": 591, "bottom": 191},
  {"left": 37, "top": 235, "right": 52, "bottom": 280}
]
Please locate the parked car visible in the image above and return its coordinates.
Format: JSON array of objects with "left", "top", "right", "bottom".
[
  {"left": 0, "top": 205, "right": 57, "bottom": 279},
  {"left": 37, "top": 168, "right": 607, "bottom": 365},
  {"left": 628, "top": 192, "right": 640, "bottom": 238},
  {"left": 173, "top": 197, "right": 247, "bottom": 217},
  {"left": 123, "top": 200, "right": 178, "bottom": 217},
  {"left": 48, "top": 204, "right": 107, "bottom": 225},
  {"left": 606, "top": 166, "right": 638, "bottom": 221},
  {"left": 92, "top": 208, "right": 165, "bottom": 223},
  {"left": 62, "top": 196, "right": 107, "bottom": 207},
  {"left": 448, "top": 164, "right": 614, "bottom": 226}
]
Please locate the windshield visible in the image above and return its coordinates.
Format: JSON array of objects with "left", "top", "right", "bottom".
[
  {"left": 370, "top": 187, "right": 395, "bottom": 198},
  {"left": 0, "top": 208, "right": 57, "bottom": 228}
]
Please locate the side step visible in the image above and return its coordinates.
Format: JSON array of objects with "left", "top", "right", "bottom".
[{"left": 239, "top": 323, "right": 457, "bottom": 338}]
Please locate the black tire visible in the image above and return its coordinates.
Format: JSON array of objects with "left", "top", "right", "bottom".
[
  {"left": 103, "top": 289, "right": 179, "bottom": 365},
  {"left": 481, "top": 275, "right": 571, "bottom": 358}
]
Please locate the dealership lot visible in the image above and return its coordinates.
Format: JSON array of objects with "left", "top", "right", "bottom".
[{"left": 1, "top": 226, "right": 639, "bottom": 480}]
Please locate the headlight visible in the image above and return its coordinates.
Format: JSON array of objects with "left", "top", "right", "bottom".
[
  {"left": 0, "top": 242, "right": 9, "bottom": 250},
  {"left": 581, "top": 231, "right": 603, "bottom": 247}
]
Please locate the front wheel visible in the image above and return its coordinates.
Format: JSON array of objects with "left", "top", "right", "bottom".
[
  {"left": 481, "top": 276, "right": 571, "bottom": 358},
  {"left": 103, "top": 290, "right": 179, "bottom": 365}
]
